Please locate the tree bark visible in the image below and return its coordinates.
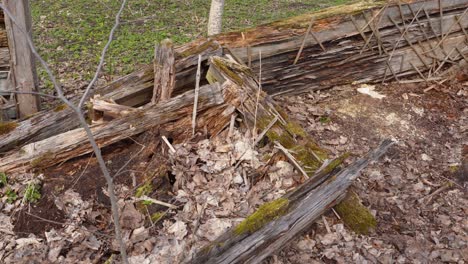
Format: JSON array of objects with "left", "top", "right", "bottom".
[{"left": 208, "top": 0, "right": 225, "bottom": 36}]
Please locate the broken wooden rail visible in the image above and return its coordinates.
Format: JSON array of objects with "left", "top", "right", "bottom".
[{"left": 189, "top": 139, "right": 394, "bottom": 264}]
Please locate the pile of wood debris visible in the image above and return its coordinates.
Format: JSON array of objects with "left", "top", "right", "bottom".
[{"left": 0, "top": 0, "right": 467, "bottom": 263}]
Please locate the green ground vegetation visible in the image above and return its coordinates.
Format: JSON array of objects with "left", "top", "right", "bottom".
[{"left": 31, "top": 0, "right": 358, "bottom": 92}]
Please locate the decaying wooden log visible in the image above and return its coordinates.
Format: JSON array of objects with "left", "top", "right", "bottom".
[
  {"left": 152, "top": 39, "right": 175, "bottom": 104},
  {"left": 0, "top": 83, "right": 224, "bottom": 172},
  {"left": 90, "top": 98, "right": 136, "bottom": 119},
  {"left": 215, "top": 0, "right": 468, "bottom": 95},
  {"left": 0, "top": 40, "right": 222, "bottom": 153},
  {"left": 207, "top": 56, "right": 328, "bottom": 175},
  {"left": 190, "top": 140, "right": 394, "bottom": 264}
]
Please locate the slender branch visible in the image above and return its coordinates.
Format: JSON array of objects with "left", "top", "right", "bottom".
[
  {"left": 78, "top": 0, "right": 128, "bottom": 108},
  {"left": 0, "top": 3, "right": 129, "bottom": 263},
  {"left": 6, "top": 90, "right": 59, "bottom": 99}
]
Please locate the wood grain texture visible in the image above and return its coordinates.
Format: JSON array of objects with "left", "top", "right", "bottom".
[
  {"left": 0, "top": 83, "right": 224, "bottom": 172},
  {"left": 190, "top": 140, "right": 394, "bottom": 264}
]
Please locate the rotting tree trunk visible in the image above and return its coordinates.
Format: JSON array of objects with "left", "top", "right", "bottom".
[
  {"left": 207, "top": 56, "right": 328, "bottom": 174},
  {"left": 0, "top": 39, "right": 222, "bottom": 153},
  {"left": 0, "top": 83, "right": 224, "bottom": 173},
  {"left": 189, "top": 140, "right": 394, "bottom": 264},
  {"left": 215, "top": 0, "right": 468, "bottom": 95}
]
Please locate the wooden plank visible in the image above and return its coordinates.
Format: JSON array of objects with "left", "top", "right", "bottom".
[
  {"left": 191, "top": 140, "right": 394, "bottom": 264},
  {"left": 152, "top": 39, "right": 175, "bottom": 103},
  {"left": 0, "top": 40, "right": 222, "bottom": 153},
  {"left": 3, "top": 0, "right": 40, "bottom": 117},
  {"left": 0, "top": 83, "right": 224, "bottom": 172}
]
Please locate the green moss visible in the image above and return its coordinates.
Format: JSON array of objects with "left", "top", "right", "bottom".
[
  {"left": 234, "top": 198, "right": 289, "bottom": 235},
  {"left": 151, "top": 211, "right": 166, "bottom": 222},
  {"left": 322, "top": 153, "right": 350, "bottom": 174},
  {"left": 211, "top": 57, "right": 245, "bottom": 85},
  {"left": 135, "top": 182, "right": 153, "bottom": 198},
  {"left": 53, "top": 104, "right": 68, "bottom": 112},
  {"left": 0, "top": 122, "right": 18, "bottom": 136},
  {"left": 30, "top": 151, "right": 54, "bottom": 169},
  {"left": 335, "top": 192, "right": 376, "bottom": 235},
  {"left": 319, "top": 116, "right": 331, "bottom": 123},
  {"left": 284, "top": 121, "right": 307, "bottom": 138}
]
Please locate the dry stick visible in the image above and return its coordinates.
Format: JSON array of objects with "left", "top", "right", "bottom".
[
  {"left": 8, "top": 90, "right": 59, "bottom": 99},
  {"left": 192, "top": 54, "right": 202, "bottom": 136},
  {"left": 162, "top": 135, "right": 176, "bottom": 154},
  {"left": 384, "top": 3, "right": 425, "bottom": 83},
  {"left": 350, "top": 15, "right": 373, "bottom": 51},
  {"left": 294, "top": 17, "right": 314, "bottom": 65},
  {"left": 227, "top": 113, "right": 237, "bottom": 140},
  {"left": 274, "top": 142, "right": 309, "bottom": 180},
  {"left": 0, "top": 4, "right": 130, "bottom": 263},
  {"left": 433, "top": 45, "right": 458, "bottom": 75},
  {"left": 253, "top": 50, "right": 262, "bottom": 141},
  {"left": 432, "top": 8, "right": 468, "bottom": 52},
  {"left": 358, "top": 4, "right": 388, "bottom": 55},
  {"left": 409, "top": 62, "right": 428, "bottom": 82},
  {"left": 135, "top": 195, "right": 178, "bottom": 209}
]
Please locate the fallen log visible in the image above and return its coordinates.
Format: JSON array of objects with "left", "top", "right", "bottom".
[
  {"left": 0, "top": 40, "right": 222, "bottom": 153},
  {"left": 189, "top": 139, "right": 394, "bottom": 264},
  {"left": 0, "top": 83, "right": 224, "bottom": 172}
]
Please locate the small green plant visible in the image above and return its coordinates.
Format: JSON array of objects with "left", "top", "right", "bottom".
[
  {"left": 0, "top": 172, "right": 7, "bottom": 188},
  {"left": 5, "top": 188, "right": 18, "bottom": 204},
  {"left": 141, "top": 200, "right": 153, "bottom": 206},
  {"left": 24, "top": 183, "right": 42, "bottom": 203},
  {"left": 319, "top": 116, "right": 331, "bottom": 124}
]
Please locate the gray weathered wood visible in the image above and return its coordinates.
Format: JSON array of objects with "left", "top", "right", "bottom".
[
  {"left": 3, "top": 0, "right": 39, "bottom": 117},
  {"left": 152, "top": 39, "right": 175, "bottom": 104},
  {"left": 190, "top": 140, "right": 394, "bottom": 264},
  {"left": 0, "top": 83, "right": 224, "bottom": 172}
]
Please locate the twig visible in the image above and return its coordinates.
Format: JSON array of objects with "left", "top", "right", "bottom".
[
  {"left": 0, "top": 3, "right": 130, "bottom": 263},
  {"left": 7, "top": 90, "right": 59, "bottom": 99},
  {"left": 322, "top": 216, "right": 331, "bottom": 233},
  {"left": 78, "top": 0, "right": 128, "bottom": 108},
  {"left": 274, "top": 142, "right": 309, "bottom": 180},
  {"left": 192, "top": 55, "right": 202, "bottom": 136},
  {"left": 254, "top": 116, "right": 278, "bottom": 145},
  {"left": 135, "top": 195, "right": 178, "bottom": 209},
  {"left": 227, "top": 113, "right": 237, "bottom": 140},
  {"left": 253, "top": 50, "right": 262, "bottom": 142},
  {"left": 294, "top": 17, "right": 314, "bottom": 65},
  {"left": 162, "top": 135, "right": 176, "bottom": 154}
]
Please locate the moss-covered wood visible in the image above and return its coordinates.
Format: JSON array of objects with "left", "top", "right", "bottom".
[
  {"left": 190, "top": 140, "right": 394, "bottom": 264},
  {"left": 334, "top": 191, "right": 377, "bottom": 235},
  {"left": 207, "top": 56, "right": 327, "bottom": 176}
]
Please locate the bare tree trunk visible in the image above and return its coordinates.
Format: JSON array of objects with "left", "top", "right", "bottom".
[
  {"left": 208, "top": 0, "right": 225, "bottom": 36},
  {"left": 3, "top": 0, "right": 39, "bottom": 118}
]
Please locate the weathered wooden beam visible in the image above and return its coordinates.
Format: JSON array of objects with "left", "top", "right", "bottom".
[
  {"left": 0, "top": 40, "right": 222, "bottom": 153},
  {"left": 3, "top": 0, "right": 40, "bottom": 117},
  {"left": 190, "top": 140, "right": 394, "bottom": 264},
  {"left": 0, "top": 83, "right": 224, "bottom": 172},
  {"left": 152, "top": 39, "right": 175, "bottom": 104}
]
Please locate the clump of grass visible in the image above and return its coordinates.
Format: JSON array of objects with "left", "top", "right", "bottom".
[
  {"left": 24, "top": 183, "right": 42, "bottom": 203},
  {"left": 0, "top": 172, "right": 7, "bottom": 188}
]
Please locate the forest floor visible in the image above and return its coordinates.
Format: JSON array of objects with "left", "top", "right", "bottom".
[{"left": 1, "top": 68, "right": 466, "bottom": 263}]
